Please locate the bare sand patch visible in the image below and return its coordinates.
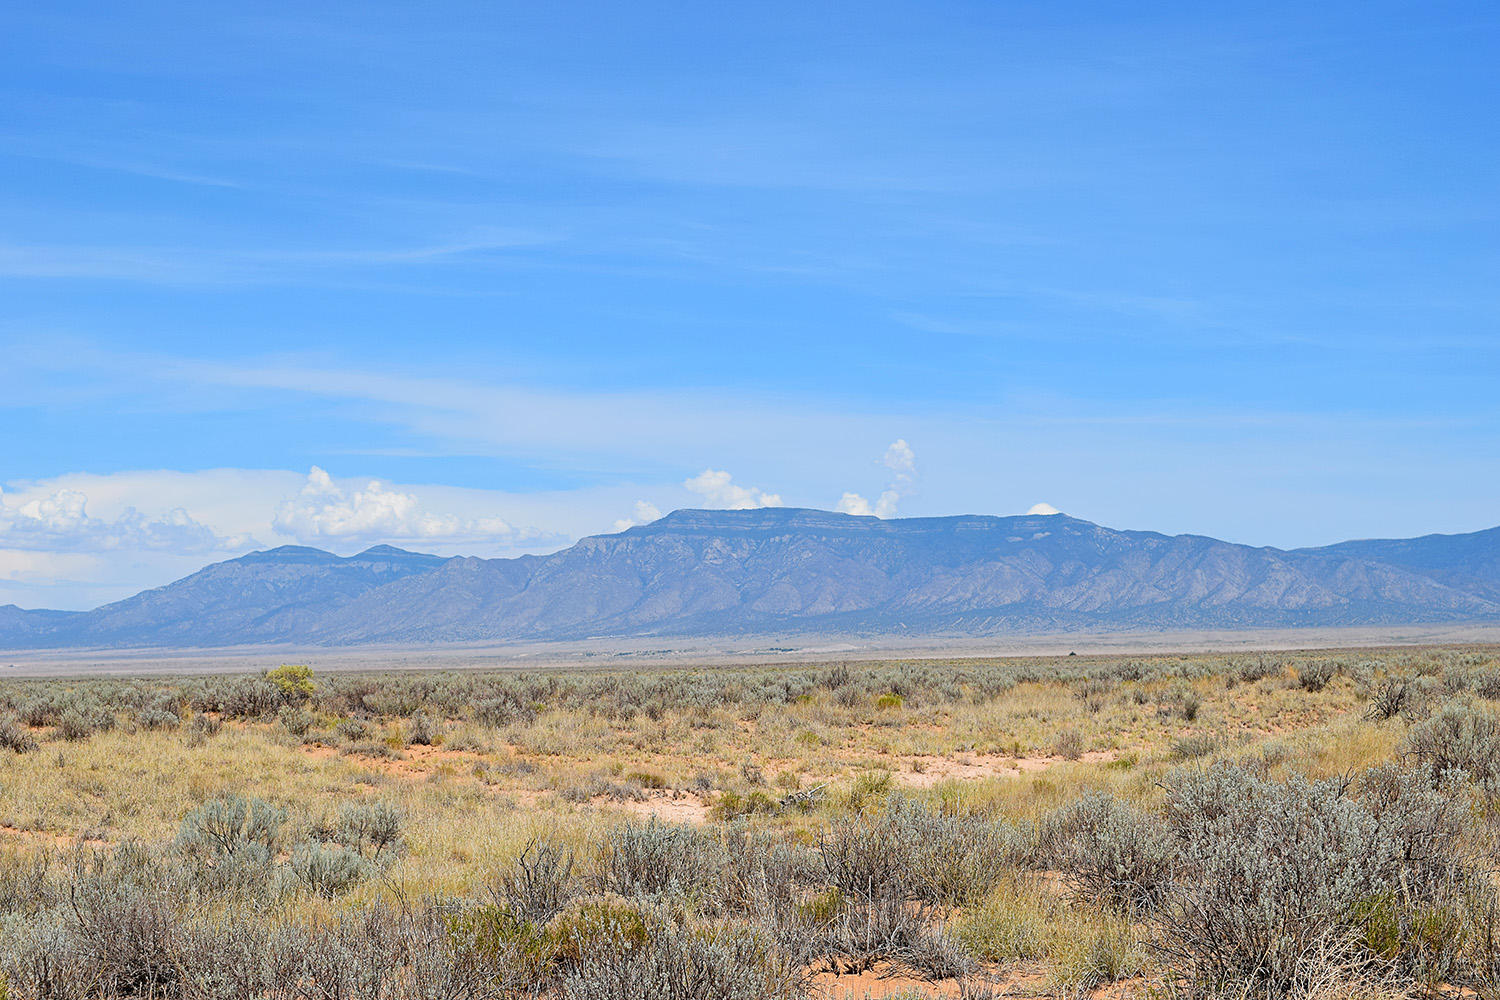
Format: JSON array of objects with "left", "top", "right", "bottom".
[
  {"left": 604, "top": 790, "right": 712, "bottom": 825},
  {"left": 898, "top": 749, "right": 1117, "bottom": 787}
]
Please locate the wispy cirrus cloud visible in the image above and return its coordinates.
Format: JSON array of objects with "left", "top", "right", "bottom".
[{"left": 0, "top": 229, "right": 559, "bottom": 285}]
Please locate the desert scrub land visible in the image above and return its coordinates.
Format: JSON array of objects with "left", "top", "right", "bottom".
[{"left": 0, "top": 648, "right": 1498, "bottom": 998}]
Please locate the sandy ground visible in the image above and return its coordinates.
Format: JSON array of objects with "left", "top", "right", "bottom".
[
  {"left": 809, "top": 961, "right": 1148, "bottom": 998},
  {"left": 6, "top": 623, "right": 1500, "bottom": 676}
]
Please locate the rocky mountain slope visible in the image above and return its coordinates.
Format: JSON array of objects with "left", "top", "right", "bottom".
[{"left": 3, "top": 509, "right": 1499, "bottom": 648}]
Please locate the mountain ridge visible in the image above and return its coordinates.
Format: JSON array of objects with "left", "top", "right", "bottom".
[{"left": 4, "top": 509, "right": 1500, "bottom": 649}]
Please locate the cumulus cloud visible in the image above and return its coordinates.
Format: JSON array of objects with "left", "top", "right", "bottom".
[
  {"left": 1027, "top": 502, "right": 1061, "bottom": 515},
  {"left": 838, "top": 439, "right": 918, "bottom": 518},
  {"left": 272, "top": 467, "right": 518, "bottom": 544},
  {"left": 683, "top": 470, "right": 783, "bottom": 510},
  {"left": 0, "top": 485, "right": 241, "bottom": 553},
  {"left": 613, "top": 500, "right": 664, "bottom": 532},
  {"left": 884, "top": 439, "right": 916, "bottom": 479},
  {"left": 836, "top": 492, "right": 873, "bottom": 516}
]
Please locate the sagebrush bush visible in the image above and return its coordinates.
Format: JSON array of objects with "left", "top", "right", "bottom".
[
  {"left": 557, "top": 910, "right": 803, "bottom": 1000},
  {"left": 1039, "top": 791, "right": 1170, "bottom": 912},
  {"left": 56, "top": 704, "right": 113, "bottom": 741},
  {"left": 593, "top": 819, "right": 725, "bottom": 903},
  {"left": 332, "top": 800, "right": 403, "bottom": 860},
  {"left": 135, "top": 707, "right": 179, "bottom": 731},
  {"left": 0, "top": 713, "right": 39, "bottom": 753},
  {"left": 1367, "top": 678, "right": 1415, "bottom": 721},
  {"left": 1472, "top": 670, "right": 1500, "bottom": 701},
  {"left": 1297, "top": 660, "right": 1336, "bottom": 692},
  {"left": 290, "top": 843, "right": 369, "bottom": 898},
  {"left": 277, "top": 704, "right": 313, "bottom": 736},
  {"left": 1403, "top": 700, "right": 1500, "bottom": 792},
  {"left": 187, "top": 713, "right": 220, "bottom": 745},
  {"left": 335, "top": 716, "right": 371, "bottom": 741},
  {"left": 407, "top": 710, "right": 441, "bottom": 745},
  {"left": 176, "top": 794, "right": 284, "bottom": 860},
  {"left": 1155, "top": 762, "right": 1484, "bottom": 996},
  {"left": 494, "top": 838, "right": 580, "bottom": 926}
]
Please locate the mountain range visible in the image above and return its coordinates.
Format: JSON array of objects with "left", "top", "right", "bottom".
[{"left": 3, "top": 508, "right": 1500, "bottom": 649}]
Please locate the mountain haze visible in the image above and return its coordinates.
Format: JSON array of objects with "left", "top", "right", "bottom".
[{"left": 3, "top": 509, "right": 1499, "bottom": 649}]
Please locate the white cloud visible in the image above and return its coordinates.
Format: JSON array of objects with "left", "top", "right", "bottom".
[
  {"left": 876, "top": 438, "right": 918, "bottom": 516},
  {"left": 683, "top": 470, "right": 783, "bottom": 510},
  {"left": 838, "top": 439, "right": 918, "bottom": 518},
  {"left": 272, "top": 467, "right": 521, "bottom": 544},
  {"left": 1027, "top": 502, "right": 1061, "bottom": 515},
  {"left": 0, "top": 485, "right": 242, "bottom": 553},
  {"left": 836, "top": 492, "right": 874, "bottom": 516},
  {"left": 613, "top": 500, "right": 664, "bottom": 533},
  {"left": 884, "top": 439, "right": 916, "bottom": 478},
  {"left": 0, "top": 468, "right": 624, "bottom": 608}
]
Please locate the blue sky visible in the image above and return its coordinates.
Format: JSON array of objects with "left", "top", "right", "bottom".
[{"left": 2, "top": 1, "right": 1498, "bottom": 608}]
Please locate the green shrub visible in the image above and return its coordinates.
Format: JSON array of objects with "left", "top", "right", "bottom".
[
  {"left": 448, "top": 902, "right": 558, "bottom": 985},
  {"left": 265, "top": 664, "right": 314, "bottom": 701},
  {"left": 711, "top": 790, "right": 779, "bottom": 821},
  {"left": 625, "top": 770, "right": 667, "bottom": 790},
  {"left": 844, "top": 770, "right": 893, "bottom": 811},
  {"left": 547, "top": 893, "right": 651, "bottom": 962},
  {"left": 954, "top": 875, "right": 1053, "bottom": 961}
]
